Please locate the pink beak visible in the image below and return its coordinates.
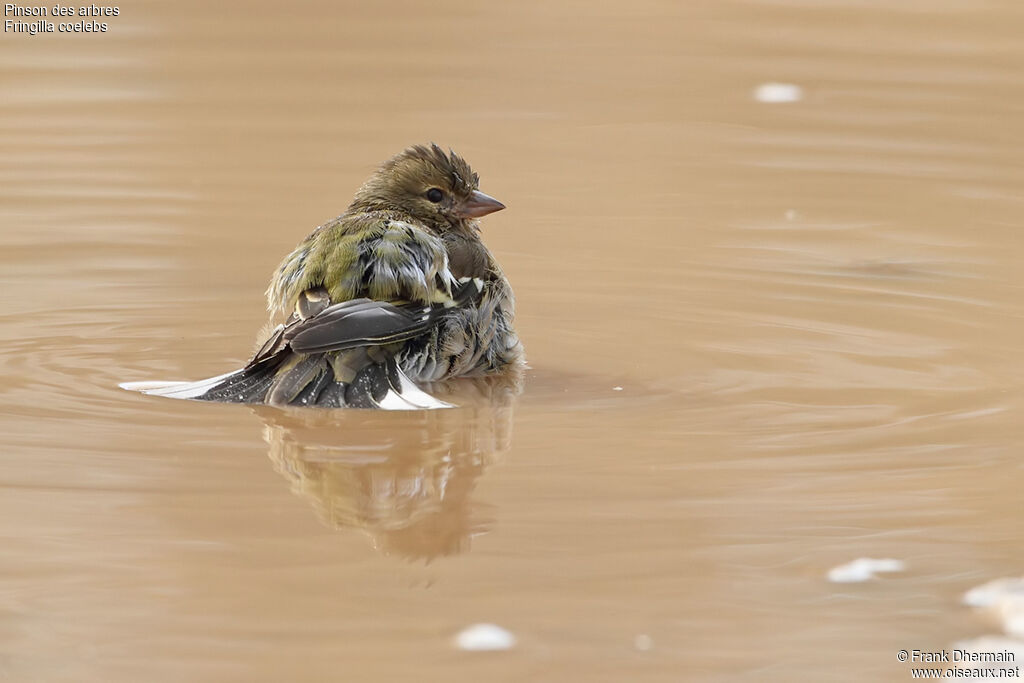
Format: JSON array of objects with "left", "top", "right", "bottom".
[{"left": 458, "top": 190, "right": 506, "bottom": 218}]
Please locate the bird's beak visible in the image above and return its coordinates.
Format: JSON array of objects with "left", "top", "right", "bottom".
[{"left": 458, "top": 190, "right": 506, "bottom": 218}]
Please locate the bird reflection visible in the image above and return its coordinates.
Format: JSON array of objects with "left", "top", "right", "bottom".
[{"left": 253, "top": 370, "right": 522, "bottom": 560}]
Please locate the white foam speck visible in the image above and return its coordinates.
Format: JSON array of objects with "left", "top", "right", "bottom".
[
  {"left": 612, "top": 386, "right": 624, "bottom": 391},
  {"left": 964, "top": 578, "right": 1024, "bottom": 607},
  {"left": 454, "top": 623, "right": 516, "bottom": 652},
  {"left": 1004, "top": 613, "right": 1024, "bottom": 638},
  {"left": 964, "top": 577, "right": 1024, "bottom": 638},
  {"left": 827, "top": 558, "right": 906, "bottom": 583},
  {"left": 634, "top": 634, "right": 654, "bottom": 651},
  {"left": 753, "top": 82, "right": 803, "bottom": 103}
]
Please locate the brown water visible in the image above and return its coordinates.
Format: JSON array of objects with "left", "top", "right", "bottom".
[{"left": 3, "top": 0, "right": 1024, "bottom": 680}]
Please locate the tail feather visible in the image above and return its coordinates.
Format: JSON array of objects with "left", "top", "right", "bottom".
[
  {"left": 266, "top": 355, "right": 328, "bottom": 406},
  {"left": 121, "top": 351, "right": 452, "bottom": 410},
  {"left": 119, "top": 280, "right": 487, "bottom": 410},
  {"left": 119, "top": 356, "right": 282, "bottom": 404}
]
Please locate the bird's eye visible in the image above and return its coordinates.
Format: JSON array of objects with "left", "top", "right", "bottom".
[{"left": 426, "top": 188, "right": 444, "bottom": 203}]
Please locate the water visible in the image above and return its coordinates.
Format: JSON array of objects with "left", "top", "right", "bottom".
[{"left": 2, "top": 0, "right": 1024, "bottom": 680}]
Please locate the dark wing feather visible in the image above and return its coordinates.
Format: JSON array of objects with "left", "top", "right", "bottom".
[
  {"left": 249, "top": 322, "right": 288, "bottom": 367},
  {"left": 284, "top": 278, "right": 483, "bottom": 355},
  {"left": 284, "top": 299, "right": 435, "bottom": 354}
]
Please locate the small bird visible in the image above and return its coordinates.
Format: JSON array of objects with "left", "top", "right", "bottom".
[{"left": 123, "top": 144, "right": 524, "bottom": 409}]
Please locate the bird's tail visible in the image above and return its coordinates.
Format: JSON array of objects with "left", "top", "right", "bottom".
[
  {"left": 120, "top": 351, "right": 452, "bottom": 410},
  {"left": 122, "top": 279, "right": 487, "bottom": 410}
]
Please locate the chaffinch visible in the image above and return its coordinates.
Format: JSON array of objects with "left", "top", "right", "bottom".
[{"left": 124, "top": 144, "right": 524, "bottom": 409}]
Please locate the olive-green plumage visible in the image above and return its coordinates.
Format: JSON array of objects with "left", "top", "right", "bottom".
[
  {"left": 268, "top": 211, "right": 452, "bottom": 313},
  {"left": 125, "top": 144, "right": 524, "bottom": 409}
]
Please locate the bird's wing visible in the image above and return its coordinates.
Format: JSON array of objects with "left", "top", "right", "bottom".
[
  {"left": 283, "top": 278, "right": 482, "bottom": 355},
  {"left": 248, "top": 286, "right": 330, "bottom": 366}
]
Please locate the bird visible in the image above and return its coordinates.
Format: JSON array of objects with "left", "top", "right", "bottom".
[{"left": 122, "top": 144, "right": 524, "bottom": 409}]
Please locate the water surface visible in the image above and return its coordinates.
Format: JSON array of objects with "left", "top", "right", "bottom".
[{"left": 3, "top": 1, "right": 1024, "bottom": 680}]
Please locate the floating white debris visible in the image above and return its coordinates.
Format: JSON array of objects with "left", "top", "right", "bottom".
[
  {"left": 753, "top": 82, "right": 803, "bottom": 104},
  {"left": 634, "top": 634, "right": 654, "bottom": 651},
  {"left": 1004, "top": 612, "right": 1024, "bottom": 638},
  {"left": 612, "top": 386, "right": 624, "bottom": 391},
  {"left": 964, "top": 577, "right": 1024, "bottom": 608},
  {"left": 963, "top": 577, "right": 1024, "bottom": 638},
  {"left": 827, "top": 558, "right": 906, "bottom": 583},
  {"left": 454, "top": 623, "right": 516, "bottom": 652}
]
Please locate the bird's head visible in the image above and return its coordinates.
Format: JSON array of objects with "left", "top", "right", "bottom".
[{"left": 350, "top": 144, "right": 505, "bottom": 232}]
